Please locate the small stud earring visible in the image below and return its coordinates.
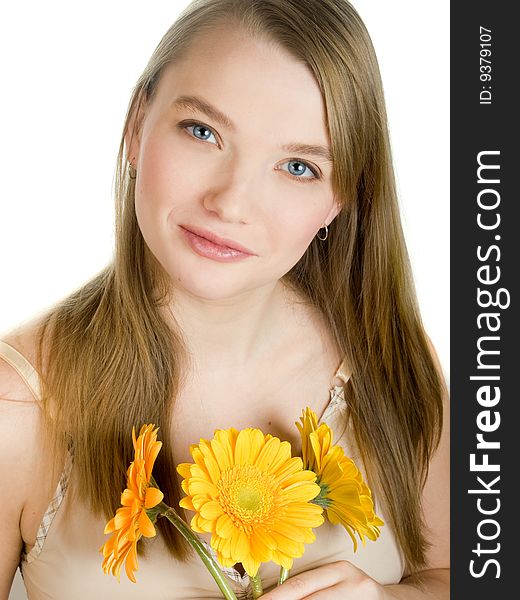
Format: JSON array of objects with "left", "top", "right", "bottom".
[{"left": 317, "top": 224, "right": 329, "bottom": 241}]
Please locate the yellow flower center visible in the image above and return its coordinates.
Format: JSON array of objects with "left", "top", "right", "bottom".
[
  {"left": 236, "top": 487, "right": 262, "bottom": 512},
  {"left": 218, "top": 464, "right": 279, "bottom": 533}
]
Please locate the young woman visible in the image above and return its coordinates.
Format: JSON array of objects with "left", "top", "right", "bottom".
[{"left": 0, "top": 0, "right": 449, "bottom": 598}]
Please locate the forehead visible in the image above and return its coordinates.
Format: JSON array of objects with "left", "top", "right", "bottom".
[{"left": 151, "top": 25, "right": 330, "bottom": 148}]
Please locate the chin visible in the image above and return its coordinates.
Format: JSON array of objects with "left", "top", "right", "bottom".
[{"left": 170, "top": 271, "right": 255, "bottom": 302}]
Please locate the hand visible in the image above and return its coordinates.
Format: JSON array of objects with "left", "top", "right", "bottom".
[{"left": 260, "top": 560, "right": 389, "bottom": 599}]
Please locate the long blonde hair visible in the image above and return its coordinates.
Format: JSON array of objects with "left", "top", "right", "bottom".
[{"left": 35, "top": 0, "right": 443, "bottom": 574}]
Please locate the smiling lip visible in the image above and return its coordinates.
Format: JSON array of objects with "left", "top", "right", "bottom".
[{"left": 179, "top": 225, "right": 256, "bottom": 262}]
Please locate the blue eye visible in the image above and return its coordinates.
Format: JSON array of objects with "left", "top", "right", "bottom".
[
  {"left": 184, "top": 122, "right": 218, "bottom": 145},
  {"left": 279, "top": 160, "right": 319, "bottom": 182}
]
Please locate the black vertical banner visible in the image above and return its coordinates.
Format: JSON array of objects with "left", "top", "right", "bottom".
[{"left": 451, "top": 2, "right": 518, "bottom": 597}]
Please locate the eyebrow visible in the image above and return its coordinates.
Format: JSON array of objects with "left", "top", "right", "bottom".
[{"left": 172, "top": 94, "right": 333, "bottom": 163}]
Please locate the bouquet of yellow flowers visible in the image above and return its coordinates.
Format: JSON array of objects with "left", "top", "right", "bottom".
[{"left": 100, "top": 408, "right": 383, "bottom": 599}]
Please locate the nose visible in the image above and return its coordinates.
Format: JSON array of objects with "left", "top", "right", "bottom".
[{"left": 202, "top": 159, "right": 255, "bottom": 224}]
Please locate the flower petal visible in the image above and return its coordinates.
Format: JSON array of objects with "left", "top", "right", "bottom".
[
  {"left": 234, "top": 429, "right": 255, "bottom": 465},
  {"left": 211, "top": 437, "right": 232, "bottom": 471},
  {"left": 144, "top": 486, "right": 164, "bottom": 509},
  {"left": 200, "top": 500, "right": 224, "bottom": 521},
  {"left": 282, "top": 481, "right": 321, "bottom": 502},
  {"left": 137, "top": 509, "right": 156, "bottom": 538},
  {"left": 176, "top": 462, "right": 192, "bottom": 479},
  {"left": 255, "top": 436, "right": 281, "bottom": 472},
  {"left": 179, "top": 496, "right": 195, "bottom": 511},
  {"left": 124, "top": 543, "right": 139, "bottom": 583},
  {"left": 242, "top": 554, "right": 261, "bottom": 578},
  {"left": 216, "top": 513, "right": 236, "bottom": 538},
  {"left": 188, "top": 477, "right": 219, "bottom": 497},
  {"left": 230, "top": 528, "right": 249, "bottom": 561}
]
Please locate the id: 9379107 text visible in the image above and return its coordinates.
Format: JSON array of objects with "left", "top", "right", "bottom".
[{"left": 479, "top": 26, "right": 492, "bottom": 105}]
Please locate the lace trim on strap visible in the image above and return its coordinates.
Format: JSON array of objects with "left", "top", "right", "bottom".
[
  {"left": 200, "top": 540, "right": 254, "bottom": 598},
  {"left": 21, "top": 438, "right": 74, "bottom": 565},
  {"left": 319, "top": 383, "right": 345, "bottom": 422},
  {"left": 319, "top": 358, "right": 350, "bottom": 438}
]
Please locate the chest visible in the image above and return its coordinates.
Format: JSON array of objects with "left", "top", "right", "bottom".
[{"left": 169, "top": 354, "right": 339, "bottom": 468}]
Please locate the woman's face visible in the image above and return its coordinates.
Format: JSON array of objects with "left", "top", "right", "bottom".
[{"left": 128, "top": 25, "right": 340, "bottom": 301}]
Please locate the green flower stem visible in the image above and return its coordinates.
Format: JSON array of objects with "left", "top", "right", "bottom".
[
  {"left": 278, "top": 567, "right": 290, "bottom": 586},
  {"left": 250, "top": 575, "right": 263, "bottom": 598},
  {"left": 158, "top": 502, "right": 238, "bottom": 600}
]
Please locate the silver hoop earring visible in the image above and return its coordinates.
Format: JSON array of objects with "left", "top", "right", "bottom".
[{"left": 317, "top": 224, "right": 328, "bottom": 241}]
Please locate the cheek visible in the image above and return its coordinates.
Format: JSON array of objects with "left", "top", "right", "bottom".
[
  {"left": 140, "top": 136, "right": 185, "bottom": 200},
  {"left": 269, "top": 203, "right": 325, "bottom": 255},
  {"left": 134, "top": 135, "right": 199, "bottom": 227},
  {"left": 260, "top": 201, "right": 327, "bottom": 279}
]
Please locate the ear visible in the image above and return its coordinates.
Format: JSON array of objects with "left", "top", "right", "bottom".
[
  {"left": 324, "top": 199, "right": 342, "bottom": 227},
  {"left": 124, "top": 100, "right": 146, "bottom": 167}
]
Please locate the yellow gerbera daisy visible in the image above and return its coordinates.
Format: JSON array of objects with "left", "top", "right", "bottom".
[
  {"left": 296, "top": 407, "right": 384, "bottom": 550},
  {"left": 101, "top": 424, "right": 164, "bottom": 582},
  {"left": 177, "top": 428, "right": 324, "bottom": 577}
]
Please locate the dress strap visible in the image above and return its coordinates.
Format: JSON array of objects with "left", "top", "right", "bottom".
[
  {"left": 0, "top": 339, "right": 41, "bottom": 402},
  {"left": 334, "top": 357, "right": 351, "bottom": 384},
  {"left": 0, "top": 339, "right": 75, "bottom": 567}
]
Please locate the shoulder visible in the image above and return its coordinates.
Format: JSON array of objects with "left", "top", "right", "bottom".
[
  {"left": 0, "top": 315, "right": 61, "bottom": 487},
  {"left": 0, "top": 319, "right": 48, "bottom": 589},
  {"left": 0, "top": 317, "right": 45, "bottom": 408},
  {"left": 1, "top": 314, "right": 47, "bottom": 368},
  {"left": 0, "top": 340, "right": 43, "bottom": 511},
  {"left": 0, "top": 317, "right": 49, "bottom": 482}
]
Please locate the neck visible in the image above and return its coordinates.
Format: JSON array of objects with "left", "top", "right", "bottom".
[{"left": 162, "top": 280, "right": 295, "bottom": 371}]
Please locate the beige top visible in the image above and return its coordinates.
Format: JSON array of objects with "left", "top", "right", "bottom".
[{"left": 0, "top": 339, "right": 405, "bottom": 600}]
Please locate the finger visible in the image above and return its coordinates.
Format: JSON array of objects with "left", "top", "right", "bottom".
[{"left": 261, "top": 562, "right": 347, "bottom": 599}]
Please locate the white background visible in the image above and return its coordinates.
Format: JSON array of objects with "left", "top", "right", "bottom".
[{"left": 1, "top": 2, "right": 448, "bottom": 597}]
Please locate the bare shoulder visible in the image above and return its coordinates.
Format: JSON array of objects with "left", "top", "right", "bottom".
[
  {"left": 0, "top": 343, "right": 43, "bottom": 507},
  {"left": 0, "top": 315, "right": 48, "bottom": 408},
  {"left": 0, "top": 318, "right": 49, "bottom": 593},
  {"left": 1, "top": 314, "right": 48, "bottom": 370},
  {"left": 0, "top": 316, "right": 52, "bottom": 491}
]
